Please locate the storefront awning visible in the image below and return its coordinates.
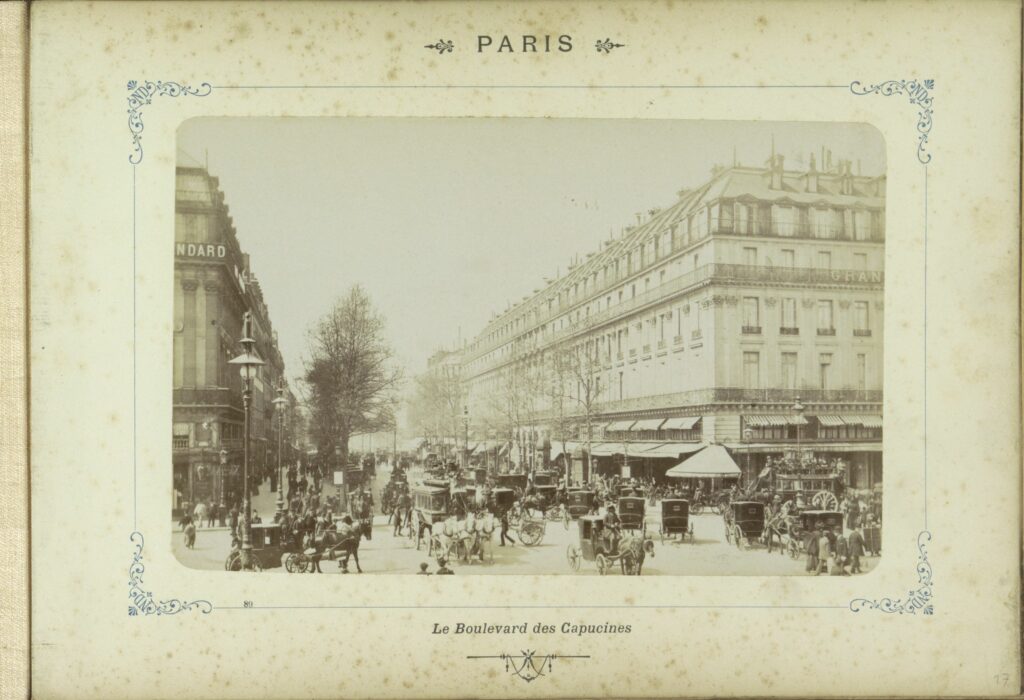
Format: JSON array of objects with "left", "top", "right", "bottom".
[
  {"left": 550, "top": 441, "right": 581, "bottom": 461},
  {"left": 842, "top": 415, "right": 883, "bottom": 428},
  {"left": 815, "top": 415, "right": 845, "bottom": 427},
  {"left": 605, "top": 420, "right": 636, "bottom": 432},
  {"left": 788, "top": 415, "right": 809, "bottom": 426},
  {"left": 630, "top": 418, "right": 665, "bottom": 431},
  {"left": 666, "top": 445, "right": 742, "bottom": 479},
  {"left": 745, "top": 415, "right": 789, "bottom": 427},
  {"left": 662, "top": 416, "right": 701, "bottom": 430},
  {"left": 639, "top": 442, "right": 707, "bottom": 459}
]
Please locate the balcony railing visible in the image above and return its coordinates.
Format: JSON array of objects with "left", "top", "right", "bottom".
[
  {"left": 742, "top": 326, "right": 762, "bottom": 335},
  {"left": 853, "top": 328, "right": 872, "bottom": 337},
  {"left": 629, "top": 348, "right": 637, "bottom": 357},
  {"left": 467, "top": 262, "right": 884, "bottom": 368},
  {"left": 595, "top": 387, "right": 883, "bottom": 415},
  {"left": 173, "top": 387, "right": 242, "bottom": 411},
  {"left": 642, "top": 344, "right": 651, "bottom": 354},
  {"left": 817, "top": 328, "right": 836, "bottom": 336},
  {"left": 673, "top": 335, "right": 683, "bottom": 345},
  {"left": 657, "top": 340, "right": 667, "bottom": 349},
  {"left": 691, "top": 329, "right": 703, "bottom": 340},
  {"left": 780, "top": 326, "right": 800, "bottom": 335}
]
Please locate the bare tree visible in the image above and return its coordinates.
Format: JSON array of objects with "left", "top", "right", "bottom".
[
  {"left": 406, "top": 369, "right": 464, "bottom": 461},
  {"left": 550, "top": 322, "right": 608, "bottom": 479},
  {"left": 303, "top": 285, "right": 403, "bottom": 468},
  {"left": 482, "top": 360, "right": 544, "bottom": 472}
]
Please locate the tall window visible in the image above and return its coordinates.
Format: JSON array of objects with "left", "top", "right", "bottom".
[
  {"left": 817, "top": 251, "right": 832, "bottom": 269},
  {"left": 854, "top": 210, "right": 871, "bottom": 240},
  {"left": 743, "top": 247, "right": 757, "bottom": 266},
  {"left": 854, "top": 301, "right": 869, "bottom": 331},
  {"left": 781, "top": 249, "right": 795, "bottom": 267},
  {"left": 819, "top": 353, "right": 833, "bottom": 389},
  {"left": 743, "top": 352, "right": 761, "bottom": 388},
  {"left": 781, "top": 352, "right": 798, "bottom": 390},
  {"left": 618, "top": 371, "right": 624, "bottom": 399},
  {"left": 742, "top": 297, "right": 760, "bottom": 331},
  {"left": 781, "top": 298, "right": 797, "bottom": 330},
  {"left": 857, "top": 353, "right": 867, "bottom": 391},
  {"left": 660, "top": 269, "right": 666, "bottom": 285},
  {"left": 817, "top": 300, "right": 834, "bottom": 332}
]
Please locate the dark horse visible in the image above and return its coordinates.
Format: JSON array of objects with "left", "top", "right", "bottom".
[
  {"left": 617, "top": 534, "right": 656, "bottom": 575},
  {"left": 307, "top": 523, "right": 364, "bottom": 573}
]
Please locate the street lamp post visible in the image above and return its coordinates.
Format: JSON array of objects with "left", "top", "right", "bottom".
[
  {"left": 743, "top": 427, "right": 754, "bottom": 486},
  {"left": 272, "top": 381, "right": 290, "bottom": 520},
  {"left": 792, "top": 397, "right": 805, "bottom": 465},
  {"left": 228, "top": 312, "right": 265, "bottom": 571},
  {"left": 462, "top": 405, "right": 470, "bottom": 471}
]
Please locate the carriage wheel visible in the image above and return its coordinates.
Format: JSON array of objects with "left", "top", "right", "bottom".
[
  {"left": 724, "top": 522, "right": 732, "bottom": 544},
  {"left": 733, "top": 527, "right": 743, "bottom": 549},
  {"left": 812, "top": 490, "right": 839, "bottom": 511},
  {"left": 596, "top": 553, "right": 608, "bottom": 575},
  {"left": 688, "top": 523, "right": 695, "bottom": 543},
  {"left": 224, "top": 552, "right": 239, "bottom": 571},
  {"left": 285, "top": 553, "right": 307, "bottom": 574},
  {"left": 566, "top": 545, "right": 581, "bottom": 572},
  {"left": 562, "top": 510, "right": 570, "bottom": 531},
  {"left": 227, "top": 552, "right": 264, "bottom": 572}
]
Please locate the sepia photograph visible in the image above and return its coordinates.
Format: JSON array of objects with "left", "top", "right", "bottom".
[{"left": 170, "top": 118, "right": 886, "bottom": 577}]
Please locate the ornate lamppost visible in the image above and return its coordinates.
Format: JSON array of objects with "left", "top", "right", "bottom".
[
  {"left": 228, "top": 312, "right": 264, "bottom": 570},
  {"left": 792, "top": 396, "right": 805, "bottom": 465},
  {"left": 272, "top": 381, "right": 290, "bottom": 520}
]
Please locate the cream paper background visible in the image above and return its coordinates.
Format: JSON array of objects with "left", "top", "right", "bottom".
[{"left": 27, "top": 1, "right": 1021, "bottom": 697}]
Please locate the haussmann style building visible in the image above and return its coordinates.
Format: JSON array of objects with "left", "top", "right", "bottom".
[{"left": 460, "top": 148, "right": 884, "bottom": 493}]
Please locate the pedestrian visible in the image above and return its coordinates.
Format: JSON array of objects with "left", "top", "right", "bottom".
[
  {"left": 436, "top": 558, "right": 454, "bottom": 575},
  {"left": 831, "top": 527, "right": 849, "bottom": 576},
  {"left": 417, "top": 562, "right": 432, "bottom": 575},
  {"left": 806, "top": 522, "right": 820, "bottom": 573},
  {"left": 848, "top": 525, "right": 865, "bottom": 573},
  {"left": 229, "top": 506, "right": 239, "bottom": 538},
  {"left": 816, "top": 529, "right": 831, "bottom": 575},
  {"left": 193, "top": 500, "right": 208, "bottom": 528},
  {"left": 183, "top": 519, "right": 196, "bottom": 549},
  {"left": 206, "top": 501, "right": 217, "bottom": 529},
  {"left": 252, "top": 510, "right": 262, "bottom": 524},
  {"left": 499, "top": 509, "right": 514, "bottom": 546}
]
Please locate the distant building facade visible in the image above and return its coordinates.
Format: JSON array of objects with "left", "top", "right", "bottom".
[
  {"left": 461, "top": 149, "right": 884, "bottom": 488},
  {"left": 172, "top": 166, "right": 287, "bottom": 514}
]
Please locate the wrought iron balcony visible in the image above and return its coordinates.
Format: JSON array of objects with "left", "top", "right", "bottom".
[
  {"left": 780, "top": 326, "right": 800, "bottom": 335},
  {"left": 742, "top": 326, "right": 762, "bottom": 335},
  {"left": 817, "top": 328, "right": 836, "bottom": 336}
]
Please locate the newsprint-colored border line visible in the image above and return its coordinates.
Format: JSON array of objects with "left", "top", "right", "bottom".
[{"left": 125, "top": 80, "right": 933, "bottom": 617}]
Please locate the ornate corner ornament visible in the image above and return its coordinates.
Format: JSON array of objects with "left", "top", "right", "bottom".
[
  {"left": 849, "top": 530, "right": 933, "bottom": 615},
  {"left": 595, "top": 38, "right": 625, "bottom": 54},
  {"left": 129, "top": 532, "right": 213, "bottom": 616},
  {"left": 424, "top": 39, "right": 454, "bottom": 54},
  {"left": 127, "top": 80, "right": 213, "bottom": 165},
  {"left": 849, "top": 79, "right": 934, "bottom": 164},
  {"left": 467, "top": 651, "right": 590, "bottom": 683}
]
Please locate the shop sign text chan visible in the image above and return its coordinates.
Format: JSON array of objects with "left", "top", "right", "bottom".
[{"left": 176, "top": 242, "right": 226, "bottom": 259}]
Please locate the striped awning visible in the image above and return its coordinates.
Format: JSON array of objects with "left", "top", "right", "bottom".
[
  {"left": 639, "top": 442, "right": 707, "bottom": 459},
  {"left": 605, "top": 420, "right": 636, "bottom": 432},
  {"left": 662, "top": 416, "right": 701, "bottom": 430},
  {"left": 815, "top": 415, "right": 845, "bottom": 427},
  {"left": 745, "top": 415, "right": 789, "bottom": 427},
  {"left": 846, "top": 415, "right": 883, "bottom": 428},
  {"left": 630, "top": 418, "right": 666, "bottom": 431}
]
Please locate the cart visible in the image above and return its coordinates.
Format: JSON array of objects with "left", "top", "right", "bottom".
[
  {"left": 565, "top": 515, "right": 648, "bottom": 575},
  {"left": 617, "top": 496, "right": 646, "bottom": 534},
  {"left": 659, "top": 499, "right": 693, "bottom": 543},
  {"left": 723, "top": 501, "right": 766, "bottom": 548},
  {"left": 224, "top": 522, "right": 296, "bottom": 571}
]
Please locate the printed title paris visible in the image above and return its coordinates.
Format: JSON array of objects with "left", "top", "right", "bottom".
[{"left": 478, "top": 34, "right": 574, "bottom": 52}]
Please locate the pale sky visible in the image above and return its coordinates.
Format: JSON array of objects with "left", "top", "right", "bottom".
[{"left": 177, "top": 118, "right": 885, "bottom": 390}]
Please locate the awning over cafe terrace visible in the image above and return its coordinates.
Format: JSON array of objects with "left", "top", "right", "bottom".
[
  {"left": 661, "top": 416, "right": 702, "bottom": 430},
  {"left": 666, "top": 445, "right": 742, "bottom": 479},
  {"left": 744, "top": 415, "right": 808, "bottom": 427},
  {"left": 630, "top": 418, "right": 666, "bottom": 431},
  {"left": 605, "top": 420, "right": 637, "bottom": 432}
]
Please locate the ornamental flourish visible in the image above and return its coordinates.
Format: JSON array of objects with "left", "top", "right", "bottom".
[
  {"left": 129, "top": 532, "right": 213, "bottom": 616},
  {"left": 127, "top": 80, "right": 213, "bottom": 165},
  {"left": 849, "top": 530, "right": 934, "bottom": 615},
  {"left": 849, "top": 79, "right": 934, "bottom": 164},
  {"left": 467, "top": 651, "right": 590, "bottom": 683}
]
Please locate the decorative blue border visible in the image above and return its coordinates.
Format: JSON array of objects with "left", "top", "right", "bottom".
[
  {"left": 129, "top": 532, "right": 213, "bottom": 616},
  {"left": 128, "top": 80, "right": 213, "bottom": 164},
  {"left": 850, "top": 79, "right": 934, "bottom": 164},
  {"left": 130, "top": 79, "right": 935, "bottom": 617},
  {"left": 850, "top": 531, "right": 933, "bottom": 614}
]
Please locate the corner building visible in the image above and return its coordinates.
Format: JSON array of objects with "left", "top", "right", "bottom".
[
  {"left": 172, "top": 166, "right": 286, "bottom": 515},
  {"left": 461, "top": 150, "right": 884, "bottom": 489}
]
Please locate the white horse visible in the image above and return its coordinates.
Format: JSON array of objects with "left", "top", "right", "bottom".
[{"left": 475, "top": 513, "right": 496, "bottom": 564}]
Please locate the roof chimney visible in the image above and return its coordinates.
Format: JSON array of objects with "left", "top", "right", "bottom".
[
  {"left": 770, "top": 153, "right": 785, "bottom": 190},
  {"left": 806, "top": 152, "right": 819, "bottom": 193}
]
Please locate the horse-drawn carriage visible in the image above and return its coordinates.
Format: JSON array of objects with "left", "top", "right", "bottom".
[
  {"left": 494, "top": 472, "right": 528, "bottom": 493},
  {"left": 773, "top": 471, "right": 844, "bottom": 511},
  {"left": 565, "top": 515, "right": 654, "bottom": 575},
  {"left": 723, "top": 501, "right": 766, "bottom": 547},
  {"left": 565, "top": 489, "right": 597, "bottom": 525},
  {"left": 783, "top": 509, "right": 844, "bottom": 559},
  {"left": 280, "top": 516, "right": 366, "bottom": 573},
  {"left": 659, "top": 499, "right": 693, "bottom": 543},
  {"left": 617, "top": 496, "right": 646, "bottom": 534},
  {"left": 225, "top": 522, "right": 297, "bottom": 571},
  {"left": 524, "top": 484, "right": 562, "bottom": 520}
]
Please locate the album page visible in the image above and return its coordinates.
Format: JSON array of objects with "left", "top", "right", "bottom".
[{"left": 27, "top": 1, "right": 1021, "bottom": 697}]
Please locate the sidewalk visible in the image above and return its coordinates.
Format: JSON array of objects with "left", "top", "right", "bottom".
[{"left": 172, "top": 476, "right": 344, "bottom": 530}]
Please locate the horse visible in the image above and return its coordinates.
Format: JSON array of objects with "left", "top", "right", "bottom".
[
  {"left": 617, "top": 533, "right": 656, "bottom": 575},
  {"left": 431, "top": 516, "right": 461, "bottom": 564},
  {"left": 475, "top": 513, "right": 496, "bottom": 564},
  {"left": 310, "top": 527, "right": 362, "bottom": 574}
]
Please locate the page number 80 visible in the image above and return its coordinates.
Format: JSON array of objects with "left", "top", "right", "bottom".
[{"left": 243, "top": 600, "right": 253, "bottom": 608}]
